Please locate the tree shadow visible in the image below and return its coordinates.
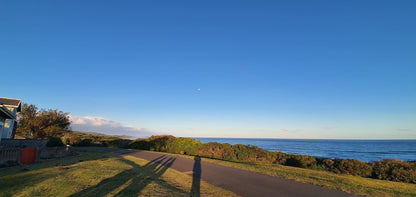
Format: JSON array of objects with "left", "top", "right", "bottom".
[
  {"left": 69, "top": 155, "right": 185, "bottom": 197},
  {"left": 191, "top": 156, "right": 201, "bottom": 197}
]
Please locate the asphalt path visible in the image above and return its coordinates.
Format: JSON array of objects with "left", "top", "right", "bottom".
[{"left": 78, "top": 147, "right": 358, "bottom": 197}]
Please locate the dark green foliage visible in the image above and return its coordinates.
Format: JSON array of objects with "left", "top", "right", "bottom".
[
  {"left": 62, "top": 132, "right": 133, "bottom": 148},
  {"left": 78, "top": 139, "right": 94, "bottom": 146},
  {"left": 272, "top": 152, "right": 289, "bottom": 165},
  {"left": 46, "top": 137, "right": 64, "bottom": 147},
  {"left": 232, "top": 144, "right": 253, "bottom": 161},
  {"left": 285, "top": 154, "right": 317, "bottom": 168},
  {"left": 104, "top": 139, "right": 131, "bottom": 148},
  {"left": 199, "top": 142, "right": 235, "bottom": 160},
  {"left": 333, "top": 159, "right": 372, "bottom": 177},
  {"left": 147, "top": 135, "right": 175, "bottom": 152},
  {"left": 17, "top": 103, "right": 71, "bottom": 139},
  {"left": 372, "top": 159, "right": 416, "bottom": 183},
  {"left": 129, "top": 139, "right": 150, "bottom": 150},
  {"left": 165, "top": 137, "right": 202, "bottom": 155}
]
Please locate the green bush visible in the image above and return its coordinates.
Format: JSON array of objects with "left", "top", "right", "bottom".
[
  {"left": 334, "top": 159, "right": 372, "bottom": 177},
  {"left": 104, "top": 139, "right": 131, "bottom": 148},
  {"left": 77, "top": 139, "right": 93, "bottom": 146},
  {"left": 165, "top": 137, "right": 202, "bottom": 155},
  {"left": 317, "top": 158, "right": 335, "bottom": 170},
  {"left": 372, "top": 159, "right": 416, "bottom": 183},
  {"left": 285, "top": 154, "right": 316, "bottom": 168},
  {"left": 148, "top": 135, "right": 175, "bottom": 152},
  {"left": 272, "top": 152, "right": 289, "bottom": 165},
  {"left": 232, "top": 144, "right": 258, "bottom": 161},
  {"left": 129, "top": 139, "right": 150, "bottom": 150},
  {"left": 46, "top": 137, "right": 64, "bottom": 147}
]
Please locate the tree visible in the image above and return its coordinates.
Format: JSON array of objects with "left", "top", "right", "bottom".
[{"left": 16, "top": 103, "right": 71, "bottom": 139}]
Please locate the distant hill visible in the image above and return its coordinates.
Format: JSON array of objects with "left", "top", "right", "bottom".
[{"left": 72, "top": 130, "right": 134, "bottom": 140}]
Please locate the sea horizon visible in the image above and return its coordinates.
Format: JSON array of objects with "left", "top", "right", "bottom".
[{"left": 192, "top": 137, "right": 416, "bottom": 140}]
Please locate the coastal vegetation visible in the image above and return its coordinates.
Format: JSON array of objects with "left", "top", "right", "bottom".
[
  {"left": 157, "top": 150, "right": 416, "bottom": 197},
  {"left": 60, "top": 133, "right": 416, "bottom": 185}
]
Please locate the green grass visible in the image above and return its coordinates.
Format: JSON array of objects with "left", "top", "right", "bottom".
[
  {"left": 149, "top": 150, "right": 416, "bottom": 197},
  {"left": 0, "top": 150, "right": 238, "bottom": 197}
]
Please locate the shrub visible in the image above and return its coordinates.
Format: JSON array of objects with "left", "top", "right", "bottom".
[
  {"left": 285, "top": 154, "right": 316, "bottom": 168},
  {"left": 46, "top": 137, "right": 64, "bottom": 147},
  {"left": 232, "top": 144, "right": 258, "bottom": 161},
  {"left": 166, "top": 138, "right": 202, "bottom": 155},
  {"left": 316, "top": 158, "right": 335, "bottom": 170},
  {"left": 334, "top": 159, "right": 372, "bottom": 177},
  {"left": 148, "top": 135, "right": 176, "bottom": 152},
  {"left": 199, "top": 142, "right": 230, "bottom": 159},
  {"left": 272, "top": 152, "right": 289, "bottom": 165},
  {"left": 77, "top": 139, "right": 93, "bottom": 146},
  {"left": 129, "top": 139, "right": 151, "bottom": 150},
  {"left": 104, "top": 139, "right": 131, "bottom": 148},
  {"left": 372, "top": 159, "right": 416, "bottom": 183},
  {"left": 61, "top": 133, "right": 81, "bottom": 145}
]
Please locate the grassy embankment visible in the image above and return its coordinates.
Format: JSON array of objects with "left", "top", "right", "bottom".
[
  {"left": 153, "top": 150, "right": 416, "bottom": 197},
  {"left": 0, "top": 149, "right": 237, "bottom": 197}
]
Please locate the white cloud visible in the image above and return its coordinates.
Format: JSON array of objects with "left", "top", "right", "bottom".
[{"left": 69, "top": 115, "right": 154, "bottom": 139}]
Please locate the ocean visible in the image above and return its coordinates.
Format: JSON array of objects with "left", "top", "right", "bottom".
[{"left": 194, "top": 138, "right": 416, "bottom": 162}]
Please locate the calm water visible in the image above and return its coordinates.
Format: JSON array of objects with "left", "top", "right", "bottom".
[{"left": 194, "top": 138, "right": 416, "bottom": 162}]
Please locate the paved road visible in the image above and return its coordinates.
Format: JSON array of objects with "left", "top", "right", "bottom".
[{"left": 79, "top": 147, "right": 357, "bottom": 197}]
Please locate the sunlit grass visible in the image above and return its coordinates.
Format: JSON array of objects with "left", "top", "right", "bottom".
[{"left": 0, "top": 150, "right": 237, "bottom": 197}]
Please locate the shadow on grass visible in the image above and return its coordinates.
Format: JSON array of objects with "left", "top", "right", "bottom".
[
  {"left": 0, "top": 150, "right": 111, "bottom": 193},
  {"left": 69, "top": 155, "right": 187, "bottom": 197},
  {"left": 191, "top": 156, "right": 201, "bottom": 197},
  {"left": 0, "top": 149, "right": 111, "bottom": 179}
]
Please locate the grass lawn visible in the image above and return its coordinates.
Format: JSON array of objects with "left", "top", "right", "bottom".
[
  {"left": 0, "top": 150, "right": 237, "bottom": 197},
  {"left": 152, "top": 151, "right": 416, "bottom": 197}
]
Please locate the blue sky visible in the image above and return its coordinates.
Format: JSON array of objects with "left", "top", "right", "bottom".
[{"left": 1, "top": 1, "right": 415, "bottom": 139}]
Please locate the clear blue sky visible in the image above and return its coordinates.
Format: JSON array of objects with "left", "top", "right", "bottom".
[{"left": 1, "top": 0, "right": 415, "bottom": 139}]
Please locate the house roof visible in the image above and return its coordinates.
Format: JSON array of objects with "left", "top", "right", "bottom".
[
  {"left": 0, "top": 106, "right": 15, "bottom": 119},
  {"left": 0, "top": 97, "right": 22, "bottom": 112}
]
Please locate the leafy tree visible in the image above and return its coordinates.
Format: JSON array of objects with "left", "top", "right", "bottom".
[{"left": 16, "top": 103, "right": 71, "bottom": 139}]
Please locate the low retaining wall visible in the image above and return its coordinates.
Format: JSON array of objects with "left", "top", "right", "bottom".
[
  {"left": 0, "top": 148, "right": 22, "bottom": 164},
  {"left": 0, "top": 146, "right": 73, "bottom": 165}
]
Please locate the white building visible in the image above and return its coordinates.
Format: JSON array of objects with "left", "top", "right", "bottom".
[{"left": 0, "top": 97, "right": 22, "bottom": 143}]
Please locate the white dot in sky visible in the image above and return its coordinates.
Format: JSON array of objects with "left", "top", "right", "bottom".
[{"left": 197, "top": 88, "right": 201, "bottom": 91}]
